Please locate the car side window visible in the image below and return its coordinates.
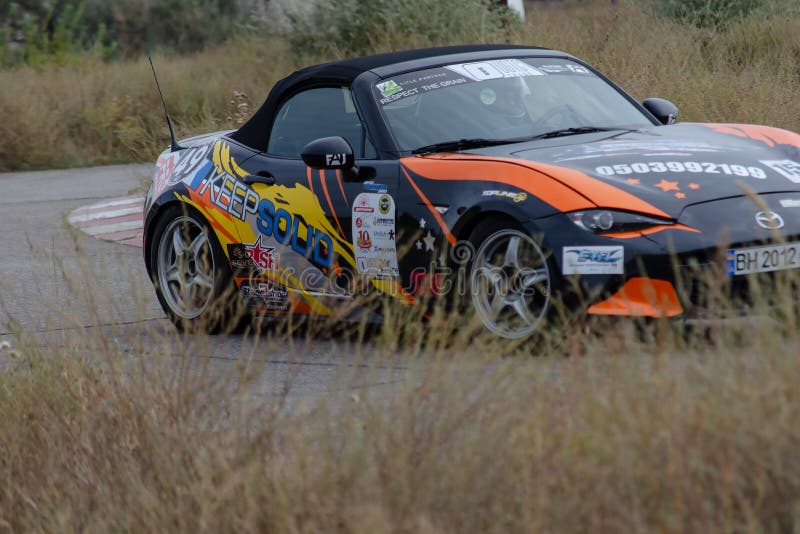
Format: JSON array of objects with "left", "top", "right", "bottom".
[{"left": 267, "top": 87, "right": 376, "bottom": 159}]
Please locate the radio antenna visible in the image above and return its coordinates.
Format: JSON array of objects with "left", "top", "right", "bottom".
[{"left": 148, "top": 56, "right": 184, "bottom": 152}]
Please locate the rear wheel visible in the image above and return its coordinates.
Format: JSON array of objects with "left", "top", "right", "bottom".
[
  {"left": 468, "top": 220, "right": 552, "bottom": 339},
  {"left": 149, "top": 204, "right": 247, "bottom": 333}
]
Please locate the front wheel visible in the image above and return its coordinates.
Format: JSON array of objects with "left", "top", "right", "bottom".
[
  {"left": 149, "top": 204, "right": 246, "bottom": 333},
  {"left": 469, "top": 224, "right": 552, "bottom": 339}
]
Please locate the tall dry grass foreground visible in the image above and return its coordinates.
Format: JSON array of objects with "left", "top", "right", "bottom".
[
  {"left": 1, "top": 304, "right": 800, "bottom": 531},
  {"left": 1, "top": 1, "right": 799, "bottom": 171},
  {"left": 1, "top": 232, "right": 800, "bottom": 531}
]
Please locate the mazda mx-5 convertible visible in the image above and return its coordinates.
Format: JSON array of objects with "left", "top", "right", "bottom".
[{"left": 143, "top": 44, "right": 800, "bottom": 338}]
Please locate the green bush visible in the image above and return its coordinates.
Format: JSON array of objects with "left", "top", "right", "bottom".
[
  {"left": 81, "top": 0, "right": 246, "bottom": 56},
  {"left": 281, "top": 0, "right": 520, "bottom": 60},
  {"left": 641, "top": 0, "right": 765, "bottom": 28},
  {"left": 0, "top": 0, "right": 258, "bottom": 67}
]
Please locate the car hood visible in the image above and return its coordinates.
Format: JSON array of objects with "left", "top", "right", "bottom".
[{"left": 469, "top": 123, "right": 800, "bottom": 219}]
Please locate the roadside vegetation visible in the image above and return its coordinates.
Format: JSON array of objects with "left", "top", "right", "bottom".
[
  {"left": 1, "top": 0, "right": 799, "bottom": 171},
  {"left": 2, "top": 1, "right": 800, "bottom": 530},
  {"left": 1, "top": 245, "right": 800, "bottom": 531},
  {"left": 0, "top": 0, "right": 259, "bottom": 65}
]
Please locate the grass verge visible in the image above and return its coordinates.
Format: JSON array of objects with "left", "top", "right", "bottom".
[
  {"left": 1, "top": 234, "right": 800, "bottom": 530},
  {"left": 1, "top": 1, "right": 799, "bottom": 171}
]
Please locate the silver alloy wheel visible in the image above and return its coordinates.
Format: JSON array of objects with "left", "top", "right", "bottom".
[
  {"left": 156, "top": 216, "right": 216, "bottom": 320},
  {"left": 470, "top": 229, "right": 551, "bottom": 339}
]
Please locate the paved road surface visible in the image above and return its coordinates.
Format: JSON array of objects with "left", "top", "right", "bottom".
[{"left": 0, "top": 164, "right": 410, "bottom": 399}]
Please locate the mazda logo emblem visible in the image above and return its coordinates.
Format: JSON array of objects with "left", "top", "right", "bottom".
[{"left": 755, "top": 210, "right": 785, "bottom": 230}]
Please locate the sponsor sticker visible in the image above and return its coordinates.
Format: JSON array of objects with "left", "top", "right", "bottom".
[
  {"left": 363, "top": 181, "right": 389, "bottom": 193},
  {"left": 243, "top": 235, "right": 278, "bottom": 271},
  {"left": 562, "top": 246, "right": 624, "bottom": 275},
  {"left": 760, "top": 160, "right": 800, "bottom": 183},
  {"left": 190, "top": 164, "right": 261, "bottom": 221},
  {"left": 240, "top": 281, "right": 289, "bottom": 310},
  {"left": 377, "top": 80, "right": 402, "bottom": 98},
  {"left": 189, "top": 160, "right": 335, "bottom": 269},
  {"left": 356, "top": 229, "right": 372, "bottom": 250},
  {"left": 254, "top": 195, "right": 335, "bottom": 268},
  {"left": 353, "top": 195, "right": 375, "bottom": 213},
  {"left": 551, "top": 141, "right": 723, "bottom": 163},
  {"left": 376, "top": 59, "right": 593, "bottom": 108},
  {"left": 378, "top": 87, "right": 420, "bottom": 105},
  {"left": 227, "top": 244, "right": 257, "bottom": 273},
  {"left": 352, "top": 192, "right": 399, "bottom": 279},
  {"left": 779, "top": 198, "right": 800, "bottom": 208},
  {"left": 482, "top": 190, "right": 527, "bottom": 203},
  {"left": 227, "top": 237, "right": 279, "bottom": 274},
  {"left": 445, "top": 59, "right": 544, "bottom": 81},
  {"left": 371, "top": 229, "right": 395, "bottom": 240},
  {"left": 378, "top": 194, "right": 392, "bottom": 214},
  {"left": 537, "top": 63, "right": 590, "bottom": 75},
  {"left": 325, "top": 153, "right": 347, "bottom": 166},
  {"left": 376, "top": 68, "right": 469, "bottom": 105}
]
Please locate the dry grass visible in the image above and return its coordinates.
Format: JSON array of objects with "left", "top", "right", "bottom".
[
  {"left": 0, "top": 37, "right": 288, "bottom": 171},
  {"left": 524, "top": 2, "right": 800, "bottom": 132},
  {"left": 1, "top": 1, "right": 799, "bottom": 171},
  {"left": 2, "top": 303, "right": 800, "bottom": 531},
  {"left": 1, "top": 233, "right": 800, "bottom": 531}
]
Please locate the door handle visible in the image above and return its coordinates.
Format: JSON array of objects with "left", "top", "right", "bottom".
[
  {"left": 343, "top": 165, "right": 376, "bottom": 182},
  {"left": 242, "top": 171, "right": 276, "bottom": 186}
]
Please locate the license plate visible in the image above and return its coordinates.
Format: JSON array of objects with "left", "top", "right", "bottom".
[{"left": 726, "top": 243, "right": 800, "bottom": 275}]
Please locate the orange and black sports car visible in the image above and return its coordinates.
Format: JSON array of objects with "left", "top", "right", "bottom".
[{"left": 144, "top": 45, "right": 800, "bottom": 338}]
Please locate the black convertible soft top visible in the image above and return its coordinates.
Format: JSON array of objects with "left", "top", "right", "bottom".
[{"left": 230, "top": 44, "right": 547, "bottom": 151}]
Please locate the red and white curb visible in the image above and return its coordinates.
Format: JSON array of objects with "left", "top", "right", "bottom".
[{"left": 68, "top": 195, "right": 145, "bottom": 247}]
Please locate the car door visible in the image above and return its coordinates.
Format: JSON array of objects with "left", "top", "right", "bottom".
[{"left": 243, "top": 86, "right": 401, "bottom": 296}]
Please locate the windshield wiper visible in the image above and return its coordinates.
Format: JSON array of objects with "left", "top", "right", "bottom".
[
  {"left": 529, "top": 126, "right": 632, "bottom": 140},
  {"left": 412, "top": 127, "right": 637, "bottom": 154},
  {"left": 412, "top": 138, "right": 515, "bottom": 155}
]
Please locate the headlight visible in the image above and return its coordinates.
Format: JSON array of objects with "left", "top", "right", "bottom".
[{"left": 569, "top": 210, "right": 674, "bottom": 234}]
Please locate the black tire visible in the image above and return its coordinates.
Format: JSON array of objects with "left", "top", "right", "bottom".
[
  {"left": 464, "top": 217, "right": 554, "bottom": 340},
  {"left": 148, "top": 204, "right": 249, "bottom": 333}
]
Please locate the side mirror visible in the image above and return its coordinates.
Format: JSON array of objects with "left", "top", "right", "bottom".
[
  {"left": 642, "top": 98, "right": 679, "bottom": 125},
  {"left": 301, "top": 136, "right": 355, "bottom": 170}
]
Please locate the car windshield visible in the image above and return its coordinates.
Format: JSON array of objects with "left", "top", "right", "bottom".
[{"left": 373, "top": 57, "right": 655, "bottom": 152}]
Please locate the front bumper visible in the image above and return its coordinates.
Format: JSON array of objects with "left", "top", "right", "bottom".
[{"left": 528, "top": 194, "right": 800, "bottom": 319}]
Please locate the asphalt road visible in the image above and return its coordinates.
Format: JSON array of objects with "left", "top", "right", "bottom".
[{"left": 0, "top": 164, "right": 410, "bottom": 399}]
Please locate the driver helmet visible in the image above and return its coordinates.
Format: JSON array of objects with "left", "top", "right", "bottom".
[{"left": 478, "top": 76, "right": 531, "bottom": 118}]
